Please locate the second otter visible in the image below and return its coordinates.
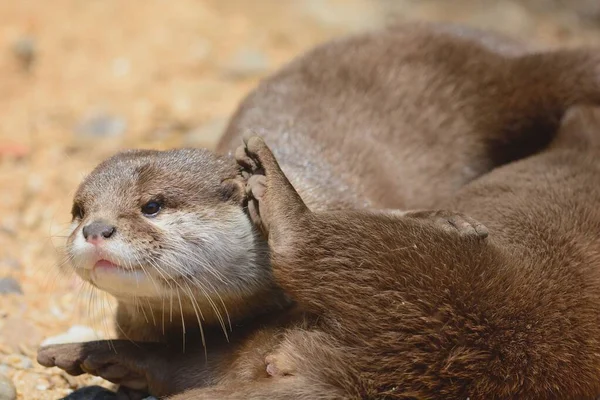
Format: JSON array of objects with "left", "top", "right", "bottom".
[{"left": 175, "top": 134, "right": 600, "bottom": 399}]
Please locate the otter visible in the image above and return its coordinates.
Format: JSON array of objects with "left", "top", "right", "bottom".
[
  {"left": 181, "top": 133, "right": 600, "bottom": 398},
  {"left": 38, "top": 22, "right": 600, "bottom": 398}
]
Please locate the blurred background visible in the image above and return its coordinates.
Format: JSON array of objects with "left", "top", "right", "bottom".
[{"left": 1, "top": 0, "right": 600, "bottom": 398}]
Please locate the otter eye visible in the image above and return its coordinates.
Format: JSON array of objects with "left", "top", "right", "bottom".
[
  {"left": 71, "top": 203, "right": 84, "bottom": 220},
  {"left": 141, "top": 201, "right": 162, "bottom": 217}
]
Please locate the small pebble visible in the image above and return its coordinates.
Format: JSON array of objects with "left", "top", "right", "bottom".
[
  {"left": 75, "top": 113, "right": 127, "bottom": 137},
  {"left": 4, "top": 354, "right": 33, "bottom": 370},
  {"left": 35, "top": 378, "right": 49, "bottom": 391},
  {"left": 0, "top": 278, "right": 22, "bottom": 295},
  {"left": 11, "top": 36, "right": 37, "bottom": 72},
  {"left": 222, "top": 48, "right": 270, "bottom": 78},
  {"left": 0, "top": 374, "right": 16, "bottom": 400}
]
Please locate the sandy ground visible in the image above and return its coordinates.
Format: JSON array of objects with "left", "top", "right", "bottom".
[{"left": 2, "top": 1, "right": 600, "bottom": 399}]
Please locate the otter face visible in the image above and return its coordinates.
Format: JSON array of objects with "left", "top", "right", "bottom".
[{"left": 65, "top": 148, "right": 270, "bottom": 304}]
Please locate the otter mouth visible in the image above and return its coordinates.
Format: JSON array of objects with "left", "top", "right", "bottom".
[
  {"left": 89, "top": 259, "right": 161, "bottom": 297},
  {"left": 92, "top": 259, "right": 142, "bottom": 272},
  {"left": 93, "top": 259, "right": 120, "bottom": 270}
]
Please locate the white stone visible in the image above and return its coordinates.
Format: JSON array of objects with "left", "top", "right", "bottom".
[
  {"left": 41, "top": 325, "right": 102, "bottom": 346},
  {"left": 0, "top": 374, "right": 16, "bottom": 400}
]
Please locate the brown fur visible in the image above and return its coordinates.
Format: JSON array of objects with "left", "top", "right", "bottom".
[
  {"left": 219, "top": 22, "right": 600, "bottom": 211},
  {"left": 37, "top": 22, "right": 600, "bottom": 398},
  {"left": 172, "top": 135, "right": 600, "bottom": 399}
]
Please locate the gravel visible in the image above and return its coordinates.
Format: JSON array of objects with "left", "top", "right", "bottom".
[{"left": 0, "top": 278, "right": 22, "bottom": 295}]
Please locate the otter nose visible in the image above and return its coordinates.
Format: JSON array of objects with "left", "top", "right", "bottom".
[{"left": 82, "top": 221, "right": 116, "bottom": 241}]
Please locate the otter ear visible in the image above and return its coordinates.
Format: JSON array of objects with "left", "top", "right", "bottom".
[{"left": 220, "top": 177, "right": 246, "bottom": 204}]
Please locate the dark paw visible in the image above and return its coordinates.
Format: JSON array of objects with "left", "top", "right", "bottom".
[
  {"left": 37, "top": 342, "right": 92, "bottom": 376},
  {"left": 38, "top": 341, "right": 159, "bottom": 391}
]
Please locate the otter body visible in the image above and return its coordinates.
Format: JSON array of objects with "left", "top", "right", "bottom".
[
  {"left": 38, "top": 22, "right": 600, "bottom": 398},
  {"left": 218, "top": 22, "right": 598, "bottom": 211},
  {"left": 175, "top": 136, "right": 600, "bottom": 399}
]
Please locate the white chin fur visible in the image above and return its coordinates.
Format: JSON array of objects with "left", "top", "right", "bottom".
[{"left": 90, "top": 267, "right": 163, "bottom": 298}]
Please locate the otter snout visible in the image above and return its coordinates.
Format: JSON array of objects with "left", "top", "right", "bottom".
[{"left": 82, "top": 221, "right": 116, "bottom": 242}]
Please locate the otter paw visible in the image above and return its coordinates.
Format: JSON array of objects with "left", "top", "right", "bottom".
[
  {"left": 265, "top": 353, "right": 296, "bottom": 378},
  {"left": 404, "top": 210, "right": 488, "bottom": 239},
  {"left": 37, "top": 341, "right": 150, "bottom": 390},
  {"left": 245, "top": 173, "right": 268, "bottom": 231},
  {"left": 37, "top": 342, "right": 89, "bottom": 376},
  {"left": 235, "top": 135, "right": 310, "bottom": 246},
  {"left": 80, "top": 352, "right": 147, "bottom": 390},
  {"left": 234, "top": 137, "right": 276, "bottom": 235}
]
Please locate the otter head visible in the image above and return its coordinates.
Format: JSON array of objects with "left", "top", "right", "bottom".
[{"left": 65, "top": 148, "right": 274, "bottom": 320}]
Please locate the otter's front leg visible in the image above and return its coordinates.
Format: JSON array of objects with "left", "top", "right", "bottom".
[
  {"left": 236, "top": 136, "right": 489, "bottom": 304},
  {"left": 37, "top": 340, "right": 207, "bottom": 398},
  {"left": 236, "top": 136, "right": 489, "bottom": 247},
  {"left": 235, "top": 135, "right": 312, "bottom": 249}
]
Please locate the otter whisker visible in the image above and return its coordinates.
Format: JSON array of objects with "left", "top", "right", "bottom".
[
  {"left": 155, "top": 251, "right": 233, "bottom": 340},
  {"left": 154, "top": 253, "right": 230, "bottom": 339},
  {"left": 163, "top": 241, "right": 228, "bottom": 283},
  {"left": 131, "top": 251, "right": 158, "bottom": 327},
  {"left": 137, "top": 295, "right": 150, "bottom": 324},
  {"left": 165, "top": 252, "right": 233, "bottom": 333},
  {"left": 104, "top": 293, "right": 137, "bottom": 345},
  {"left": 145, "top": 297, "right": 157, "bottom": 327},
  {"left": 86, "top": 281, "right": 97, "bottom": 323},
  {"left": 38, "top": 249, "right": 77, "bottom": 292},
  {"left": 170, "top": 287, "right": 174, "bottom": 323},
  {"left": 188, "top": 276, "right": 230, "bottom": 341},
  {"left": 146, "top": 258, "right": 171, "bottom": 335},
  {"left": 170, "top": 247, "right": 235, "bottom": 298},
  {"left": 184, "top": 283, "right": 207, "bottom": 358},
  {"left": 146, "top": 257, "right": 215, "bottom": 347},
  {"left": 90, "top": 285, "right": 116, "bottom": 352},
  {"left": 98, "top": 288, "right": 116, "bottom": 353},
  {"left": 145, "top": 257, "right": 177, "bottom": 331},
  {"left": 133, "top": 251, "right": 160, "bottom": 292},
  {"left": 120, "top": 254, "right": 151, "bottom": 325},
  {"left": 201, "top": 278, "right": 233, "bottom": 333},
  {"left": 176, "top": 288, "right": 186, "bottom": 353}
]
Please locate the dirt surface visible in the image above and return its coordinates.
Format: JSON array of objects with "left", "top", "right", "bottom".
[{"left": 1, "top": 1, "right": 600, "bottom": 399}]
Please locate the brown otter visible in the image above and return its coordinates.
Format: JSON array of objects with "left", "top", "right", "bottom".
[
  {"left": 172, "top": 134, "right": 600, "bottom": 399},
  {"left": 37, "top": 22, "right": 600, "bottom": 398}
]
